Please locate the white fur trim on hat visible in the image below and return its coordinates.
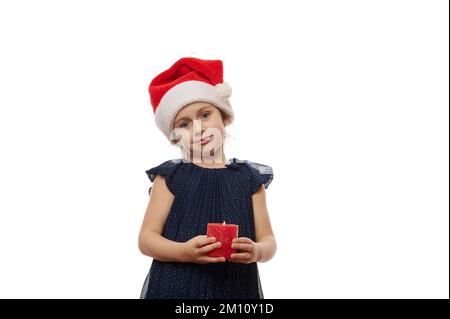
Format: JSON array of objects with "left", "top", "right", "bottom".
[{"left": 154, "top": 80, "right": 234, "bottom": 140}]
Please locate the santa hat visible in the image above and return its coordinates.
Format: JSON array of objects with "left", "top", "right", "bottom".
[{"left": 148, "top": 57, "right": 234, "bottom": 141}]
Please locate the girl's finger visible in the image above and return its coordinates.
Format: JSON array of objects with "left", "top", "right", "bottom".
[
  {"left": 232, "top": 237, "right": 252, "bottom": 244},
  {"left": 201, "top": 256, "right": 226, "bottom": 263},
  {"left": 196, "top": 236, "right": 216, "bottom": 248},
  {"left": 232, "top": 243, "right": 252, "bottom": 252},
  {"left": 198, "top": 241, "right": 222, "bottom": 255},
  {"left": 229, "top": 252, "right": 250, "bottom": 262}
]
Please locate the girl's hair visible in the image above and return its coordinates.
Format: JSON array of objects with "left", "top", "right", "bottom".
[{"left": 169, "top": 106, "right": 232, "bottom": 146}]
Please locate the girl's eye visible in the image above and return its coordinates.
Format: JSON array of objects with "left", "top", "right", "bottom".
[
  {"left": 201, "top": 112, "right": 210, "bottom": 119},
  {"left": 179, "top": 122, "right": 190, "bottom": 129}
]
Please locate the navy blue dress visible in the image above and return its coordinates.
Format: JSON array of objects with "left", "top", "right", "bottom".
[{"left": 140, "top": 157, "right": 273, "bottom": 299}]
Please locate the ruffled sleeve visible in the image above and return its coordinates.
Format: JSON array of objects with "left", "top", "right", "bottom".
[
  {"left": 243, "top": 160, "right": 274, "bottom": 195},
  {"left": 145, "top": 158, "right": 183, "bottom": 196}
]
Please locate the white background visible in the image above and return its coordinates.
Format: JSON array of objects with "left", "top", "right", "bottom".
[{"left": 0, "top": 0, "right": 448, "bottom": 298}]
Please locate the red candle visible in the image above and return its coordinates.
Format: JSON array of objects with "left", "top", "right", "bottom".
[{"left": 206, "top": 222, "right": 239, "bottom": 260}]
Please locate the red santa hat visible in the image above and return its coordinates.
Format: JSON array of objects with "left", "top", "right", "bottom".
[{"left": 148, "top": 57, "right": 234, "bottom": 141}]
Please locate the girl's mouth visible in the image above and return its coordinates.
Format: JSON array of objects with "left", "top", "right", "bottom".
[{"left": 200, "top": 135, "right": 213, "bottom": 145}]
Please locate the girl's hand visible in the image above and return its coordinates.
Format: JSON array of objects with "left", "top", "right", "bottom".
[
  {"left": 181, "top": 235, "right": 226, "bottom": 264},
  {"left": 229, "top": 237, "right": 262, "bottom": 264}
]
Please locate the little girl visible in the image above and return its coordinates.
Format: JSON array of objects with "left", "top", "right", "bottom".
[{"left": 139, "top": 57, "right": 276, "bottom": 299}]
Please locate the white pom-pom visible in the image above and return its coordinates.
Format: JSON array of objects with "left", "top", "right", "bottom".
[{"left": 214, "top": 82, "right": 232, "bottom": 100}]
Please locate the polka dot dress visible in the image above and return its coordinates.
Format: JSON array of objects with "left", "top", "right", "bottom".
[{"left": 139, "top": 157, "right": 273, "bottom": 299}]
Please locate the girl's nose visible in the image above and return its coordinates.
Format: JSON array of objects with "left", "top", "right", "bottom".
[{"left": 195, "top": 129, "right": 205, "bottom": 138}]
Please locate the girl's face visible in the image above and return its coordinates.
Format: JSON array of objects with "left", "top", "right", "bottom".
[{"left": 171, "top": 102, "right": 229, "bottom": 157}]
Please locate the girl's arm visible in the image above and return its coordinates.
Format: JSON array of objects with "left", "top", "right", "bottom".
[
  {"left": 229, "top": 184, "right": 277, "bottom": 263},
  {"left": 252, "top": 184, "right": 277, "bottom": 262},
  {"left": 138, "top": 175, "right": 226, "bottom": 264},
  {"left": 138, "top": 175, "right": 185, "bottom": 262}
]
